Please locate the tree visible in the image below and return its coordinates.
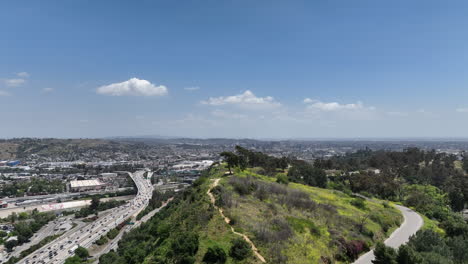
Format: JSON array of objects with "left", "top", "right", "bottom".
[
  {"left": 4, "top": 239, "right": 18, "bottom": 252},
  {"left": 229, "top": 238, "right": 252, "bottom": 260},
  {"left": 203, "top": 245, "right": 227, "bottom": 264},
  {"left": 64, "top": 256, "right": 83, "bottom": 264},
  {"left": 372, "top": 242, "right": 397, "bottom": 264},
  {"left": 90, "top": 196, "right": 100, "bottom": 211},
  {"left": 397, "top": 244, "right": 422, "bottom": 264},
  {"left": 462, "top": 155, "right": 468, "bottom": 173},
  {"left": 99, "top": 251, "right": 125, "bottom": 264},
  {"left": 447, "top": 236, "right": 468, "bottom": 264},
  {"left": 448, "top": 189, "right": 465, "bottom": 212},
  {"left": 276, "top": 174, "right": 289, "bottom": 185},
  {"left": 171, "top": 232, "right": 199, "bottom": 264},
  {"left": 287, "top": 162, "right": 327, "bottom": 188},
  {"left": 75, "top": 246, "right": 89, "bottom": 260},
  {"left": 220, "top": 152, "right": 239, "bottom": 174}
]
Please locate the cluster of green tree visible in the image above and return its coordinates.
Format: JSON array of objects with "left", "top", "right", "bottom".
[
  {"left": 221, "top": 146, "right": 288, "bottom": 175},
  {"left": 95, "top": 235, "right": 108, "bottom": 246},
  {"left": 4, "top": 210, "right": 56, "bottom": 251},
  {"left": 64, "top": 246, "right": 89, "bottom": 264},
  {"left": 136, "top": 189, "right": 174, "bottom": 220},
  {"left": 287, "top": 160, "right": 328, "bottom": 188},
  {"left": 200, "top": 239, "right": 252, "bottom": 263},
  {"left": 94, "top": 227, "right": 121, "bottom": 247},
  {"left": 106, "top": 228, "right": 119, "bottom": 239},
  {"left": 0, "top": 178, "right": 65, "bottom": 197},
  {"left": 317, "top": 148, "right": 468, "bottom": 211},
  {"left": 221, "top": 146, "right": 328, "bottom": 188},
  {"left": 373, "top": 228, "right": 468, "bottom": 264},
  {"left": 74, "top": 197, "right": 125, "bottom": 218}
]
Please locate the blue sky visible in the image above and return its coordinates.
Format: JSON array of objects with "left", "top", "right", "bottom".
[{"left": 2, "top": 0, "right": 468, "bottom": 138}]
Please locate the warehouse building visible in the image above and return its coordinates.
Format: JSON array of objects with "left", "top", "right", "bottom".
[{"left": 69, "top": 179, "right": 104, "bottom": 192}]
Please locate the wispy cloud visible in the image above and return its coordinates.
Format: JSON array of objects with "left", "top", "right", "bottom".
[
  {"left": 456, "top": 108, "right": 468, "bottom": 113},
  {"left": 96, "top": 78, "right": 168, "bottom": 97},
  {"left": 304, "top": 98, "right": 375, "bottom": 112},
  {"left": 184, "top": 86, "right": 200, "bottom": 91},
  {"left": 0, "top": 90, "right": 10, "bottom": 96},
  {"left": 16, "top": 72, "right": 29, "bottom": 78},
  {"left": 211, "top": 109, "right": 247, "bottom": 119},
  {"left": 202, "top": 90, "right": 281, "bottom": 109},
  {"left": 4, "top": 78, "right": 26, "bottom": 87},
  {"left": 42, "top": 87, "right": 54, "bottom": 93}
]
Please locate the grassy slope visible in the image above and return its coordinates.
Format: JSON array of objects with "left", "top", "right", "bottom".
[
  {"left": 125, "top": 165, "right": 401, "bottom": 264},
  {"left": 193, "top": 166, "right": 264, "bottom": 264},
  {"left": 210, "top": 167, "right": 402, "bottom": 264}
]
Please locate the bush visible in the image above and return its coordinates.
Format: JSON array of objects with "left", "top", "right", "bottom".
[
  {"left": 4, "top": 239, "right": 18, "bottom": 252},
  {"left": 75, "top": 246, "right": 89, "bottom": 259},
  {"left": 229, "top": 176, "right": 256, "bottom": 195},
  {"left": 95, "top": 235, "right": 108, "bottom": 245},
  {"left": 350, "top": 198, "right": 367, "bottom": 209},
  {"left": 255, "top": 218, "right": 293, "bottom": 243},
  {"left": 254, "top": 186, "right": 269, "bottom": 201},
  {"left": 372, "top": 242, "right": 397, "bottom": 264},
  {"left": 203, "top": 245, "right": 227, "bottom": 264},
  {"left": 107, "top": 228, "right": 119, "bottom": 239},
  {"left": 229, "top": 238, "right": 252, "bottom": 260},
  {"left": 276, "top": 174, "right": 289, "bottom": 185}
]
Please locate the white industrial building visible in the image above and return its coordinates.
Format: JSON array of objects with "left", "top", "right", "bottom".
[{"left": 69, "top": 179, "right": 104, "bottom": 192}]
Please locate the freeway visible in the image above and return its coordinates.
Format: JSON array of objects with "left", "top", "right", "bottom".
[
  {"left": 94, "top": 196, "right": 172, "bottom": 260},
  {"left": 18, "top": 171, "right": 153, "bottom": 264},
  {"left": 353, "top": 205, "right": 424, "bottom": 264}
]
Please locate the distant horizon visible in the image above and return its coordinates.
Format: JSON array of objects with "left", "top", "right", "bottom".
[{"left": 4, "top": 135, "right": 468, "bottom": 142}]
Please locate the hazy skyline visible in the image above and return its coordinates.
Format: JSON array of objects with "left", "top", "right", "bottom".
[{"left": 2, "top": 1, "right": 468, "bottom": 138}]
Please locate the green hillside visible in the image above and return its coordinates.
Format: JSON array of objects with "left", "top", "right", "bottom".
[{"left": 99, "top": 164, "right": 402, "bottom": 264}]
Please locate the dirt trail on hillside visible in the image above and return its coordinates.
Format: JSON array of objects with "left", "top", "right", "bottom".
[{"left": 207, "top": 178, "right": 266, "bottom": 263}]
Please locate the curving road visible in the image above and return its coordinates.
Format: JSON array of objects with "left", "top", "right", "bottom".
[{"left": 353, "top": 204, "right": 424, "bottom": 264}]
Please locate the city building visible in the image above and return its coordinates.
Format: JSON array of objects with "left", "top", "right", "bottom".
[{"left": 69, "top": 179, "right": 104, "bottom": 192}]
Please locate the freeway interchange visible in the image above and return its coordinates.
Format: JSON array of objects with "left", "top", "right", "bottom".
[{"left": 18, "top": 171, "right": 153, "bottom": 264}]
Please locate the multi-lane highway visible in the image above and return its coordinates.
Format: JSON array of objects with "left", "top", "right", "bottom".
[{"left": 18, "top": 171, "right": 153, "bottom": 264}]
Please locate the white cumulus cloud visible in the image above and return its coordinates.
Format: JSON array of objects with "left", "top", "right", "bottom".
[
  {"left": 202, "top": 90, "right": 281, "bottom": 109},
  {"left": 304, "top": 98, "right": 374, "bottom": 112},
  {"left": 96, "top": 78, "right": 168, "bottom": 97}
]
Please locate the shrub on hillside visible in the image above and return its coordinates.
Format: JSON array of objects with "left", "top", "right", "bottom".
[
  {"left": 229, "top": 238, "right": 252, "bottom": 260},
  {"left": 254, "top": 185, "right": 269, "bottom": 201},
  {"left": 276, "top": 174, "right": 289, "bottom": 185},
  {"left": 372, "top": 242, "right": 397, "bottom": 264},
  {"left": 350, "top": 198, "right": 367, "bottom": 209},
  {"left": 254, "top": 218, "right": 293, "bottom": 243},
  {"left": 335, "top": 238, "right": 369, "bottom": 262},
  {"left": 203, "top": 245, "right": 227, "bottom": 264},
  {"left": 229, "top": 176, "right": 257, "bottom": 195}
]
